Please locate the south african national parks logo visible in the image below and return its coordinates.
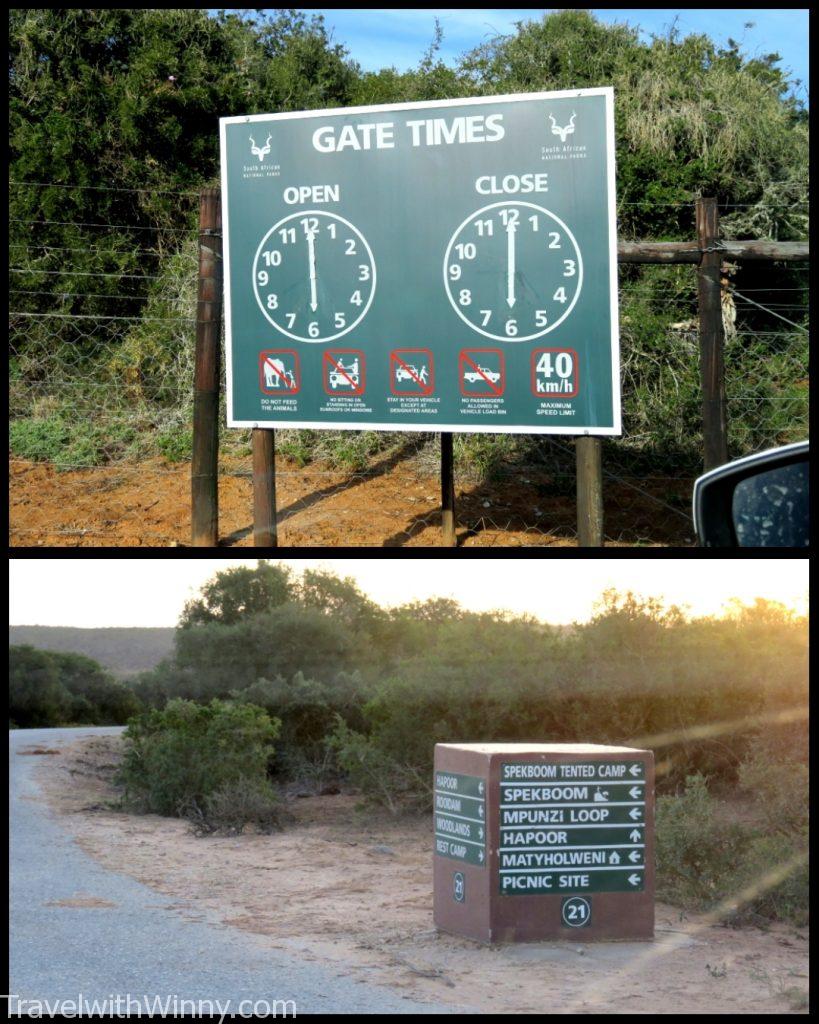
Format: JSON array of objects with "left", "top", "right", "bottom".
[
  {"left": 249, "top": 134, "right": 272, "bottom": 162},
  {"left": 548, "top": 112, "right": 577, "bottom": 143}
]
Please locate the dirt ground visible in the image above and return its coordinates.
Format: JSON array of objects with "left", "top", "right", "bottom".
[
  {"left": 9, "top": 455, "right": 694, "bottom": 547},
  {"left": 27, "top": 735, "right": 808, "bottom": 1014}
]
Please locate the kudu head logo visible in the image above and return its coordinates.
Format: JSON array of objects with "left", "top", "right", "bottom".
[
  {"left": 548, "top": 112, "right": 577, "bottom": 143},
  {"left": 249, "top": 134, "right": 272, "bottom": 162}
]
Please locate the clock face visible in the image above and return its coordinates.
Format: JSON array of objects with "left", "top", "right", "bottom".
[
  {"left": 443, "top": 200, "right": 583, "bottom": 342},
  {"left": 253, "top": 210, "right": 376, "bottom": 343}
]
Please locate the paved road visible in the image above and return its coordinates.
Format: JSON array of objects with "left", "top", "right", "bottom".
[{"left": 10, "top": 727, "right": 457, "bottom": 1014}]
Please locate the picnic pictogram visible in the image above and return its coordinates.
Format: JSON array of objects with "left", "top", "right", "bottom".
[{"left": 390, "top": 348, "right": 435, "bottom": 396}]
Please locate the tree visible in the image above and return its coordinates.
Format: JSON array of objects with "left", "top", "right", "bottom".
[
  {"left": 180, "top": 561, "right": 295, "bottom": 627},
  {"left": 49, "top": 651, "right": 142, "bottom": 723},
  {"left": 173, "top": 603, "right": 355, "bottom": 700},
  {"left": 9, "top": 645, "right": 70, "bottom": 727}
]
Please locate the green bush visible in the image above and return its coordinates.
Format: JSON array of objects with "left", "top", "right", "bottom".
[
  {"left": 656, "top": 772, "right": 808, "bottom": 925},
  {"left": 9, "top": 644, "right": 140, "bottom": 726},
  {"left": 231, "top": 671, "right": 366, "bottom": 777},
  {"left": 9, "top": 645, "right": 71, "bottom": 727},
  {"left": 9, "top": 413, "right": 141, "bottom": 469},
  {"left": 117, "top": 698, "right": 280, "bottom": 817},
  {"left": 156, "top": 426, "right": 193, "bottom": 463},
  {"left": 328, "top": 718, "right": 431, "bottom": 814},
  {"left": 9, "top": 417, "right": 71, "bottom": 464},
  {"left": 192, "top": 777, "right": 288, "bottom": 835}
]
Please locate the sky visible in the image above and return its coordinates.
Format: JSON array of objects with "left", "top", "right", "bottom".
[
  {"left": 298, "top": 8, "right": 808, "bottom": 101},
  {"left": 8, "top": 558, "right": 808, "bottom": 628}
]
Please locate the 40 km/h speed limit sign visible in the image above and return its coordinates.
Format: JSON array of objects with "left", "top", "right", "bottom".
[{"left": 220, "top": 88, "right": 620, "bottom": 434}]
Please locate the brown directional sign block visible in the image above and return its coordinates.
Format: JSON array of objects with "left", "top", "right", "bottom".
[{"left": 433, "top": 743, "right": 654, "bottom": 943}]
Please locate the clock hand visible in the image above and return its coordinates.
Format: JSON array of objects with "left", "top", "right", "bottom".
[
  {"left": 506, "top": 221, "right": 517, "bottom": 308},
  {"left": 307, "top": 230, "right": 318, "bottom": 312}
]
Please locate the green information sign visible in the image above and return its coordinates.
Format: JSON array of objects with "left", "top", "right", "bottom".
[
  {"left": 220, "top": 89, "right": 620, "bottom": 434},
  {"left": 434, "top": 770, "right": 486, "bottom": 867},
  {"left": 499, "top": 761, "right": 646, "bottom": 895}
]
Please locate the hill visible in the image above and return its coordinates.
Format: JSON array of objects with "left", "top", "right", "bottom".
[{"left": 8, "top": 626, "right": 174, "bottom": 677}]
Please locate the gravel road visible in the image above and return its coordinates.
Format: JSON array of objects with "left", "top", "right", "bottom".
[{"left": 10, "top": 727, "right": 457, "bottom": 1014}]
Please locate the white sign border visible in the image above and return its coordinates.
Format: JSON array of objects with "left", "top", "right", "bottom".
[{"left": 220, "top": 87, "right": 621, "bottom": 435}]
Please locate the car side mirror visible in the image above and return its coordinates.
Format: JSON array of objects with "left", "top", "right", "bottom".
[{"left": 692, "top": 441, "right": 809, "bottom": 547}]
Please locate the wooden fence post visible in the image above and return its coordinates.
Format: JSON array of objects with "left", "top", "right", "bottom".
[
  {"left": 191, "top": 187, "right": 222, "bottom": 547},
  {"left": 576, "top": 435, "right": 604, "bottom": 546},
  {"left": 441, "top": 432, "right": 456, "bottom": 547},
  {"left": 252, "top": 428, "right": 278, "bottom": 547},
  {"left": 696, "top": 197, "right": 729, "bottom": 472}
]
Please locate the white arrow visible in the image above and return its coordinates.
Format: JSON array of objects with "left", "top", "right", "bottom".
[
  {"left": 478, "top": 781, "right": 484, "bottom": 795},
  {"left": 478, "top": 804, "right": 484, "bottom": 819},
  {"left": 306, "top": 230, "right": 318, "bottom": 312},
  {"left": 478, "top": 849, "right": 484, "bottom": 862},
  {"left": 629, "top": 807, "right": 642, "bottom": 820},
  {"left": 505, "top": 221, "right": 517, "bottom": 308},
  {"left": 478, "top": 827, "right": 485, "bottom": 840},
  {"left": 629, "top": 850, "right": 641, "bottom": 863},
  {"left": 629, "top": 787, "right": 642, "bottom": 799},
  {"left": 629, "top": 764, "right": 641, "bottom": 777},
  {"left": 629, "top": 829, "right": 641, "bottom": 842},
  {"left": 628, "top": 873, "right": 641, "bottom": 886},
  {"left": 609, "top": 851, "right": 621, "bottom": 865}
]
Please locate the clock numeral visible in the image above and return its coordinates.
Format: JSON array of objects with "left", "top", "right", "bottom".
[
  {"left": 279, "top": 227, "right": 296, "bottom": 244},
  {"left": 261, "top": 250, "right": 282, "bottom": 266},
  {"left": 350, "top": 290, "right": 363, "bottom": 306},
  {"left": 459, "top": 289, "right": 472, "bottom": 306},
  {"left": 455, "top": 242, "right": 476, "bottom": 260},
  {"left": 480, "top": 309, "right": 492, "bottom": 326},
  {"left": 563, "top": 259, "right": 576, "bottom": 277},
  {"left": 308, "top": 321, "right": 320, "bottom": 338},
  {"left": 286, "top": 313, "right": 296, "bottom": 328},
  {"left": 358, "top": 264, "right": 371, "bottom": 282},
  {"left": 449, "top": 264, "right": 462, "bottom": 281},
  {"left": 257, "top": 270, "right": 268, "bottom": 286},
  {"left": 505, "top": 318, "right": 518, "bottom": 337},
  {"left": 553, "top": 287, "right": 567, "bottom": 303},
  {"left": 267, "top": 293, "right": 279, "bottom": 310},
  {"left": 300, "top": 216, "right": 319, "bottom": 234},
  {"left": 549, "top": 232, "right": 562, "bottom": 249},
  {"left": 334, "top": 312, "right": 346, "bottom": 329},
  {"left": 474, "top": 219, "right": 493, "bottom": 236},
  {"left": 345, "top": 239, "right": 357, "bottom": 255},
  {"left": 535, "top": 310, "right": 548, "bottom": 327},
  {"left": 499, "top": 208, "right": 520, "bottom": 228},
  {"left": 529, "top": 215, "right": 539, "bottom": 231},
  {"left": 327, "top": 222, "right": 337, "bottom": 238}
]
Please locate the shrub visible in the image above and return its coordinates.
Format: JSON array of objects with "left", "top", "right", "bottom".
[
  {"left": 328, "top": 718, "right": 432, "bottom": 814},
  {"left": 737, "top": 744, "right": 808, "bottom": 834},
  {"left": 171, "top": 604, "right": 355, "bottom": 700},
  {"left": 9, "top": 645, "right": 71, "bottom": 727},
  {"left": 656, "top": 772, "right": 808, "bottom": 925},
  {"left": 231, "top": 670, "right": 367, "bottom": 778},
  {"left": 117, "top": 698, "right": 280, "bottom": 817},
  {"left": 190, "top": 777, "right": 288, "bottom": 835}
]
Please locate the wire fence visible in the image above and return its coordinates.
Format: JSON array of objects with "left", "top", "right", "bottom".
[{"left": 8, "top": 183, "right": 809, "bottom": 547}]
